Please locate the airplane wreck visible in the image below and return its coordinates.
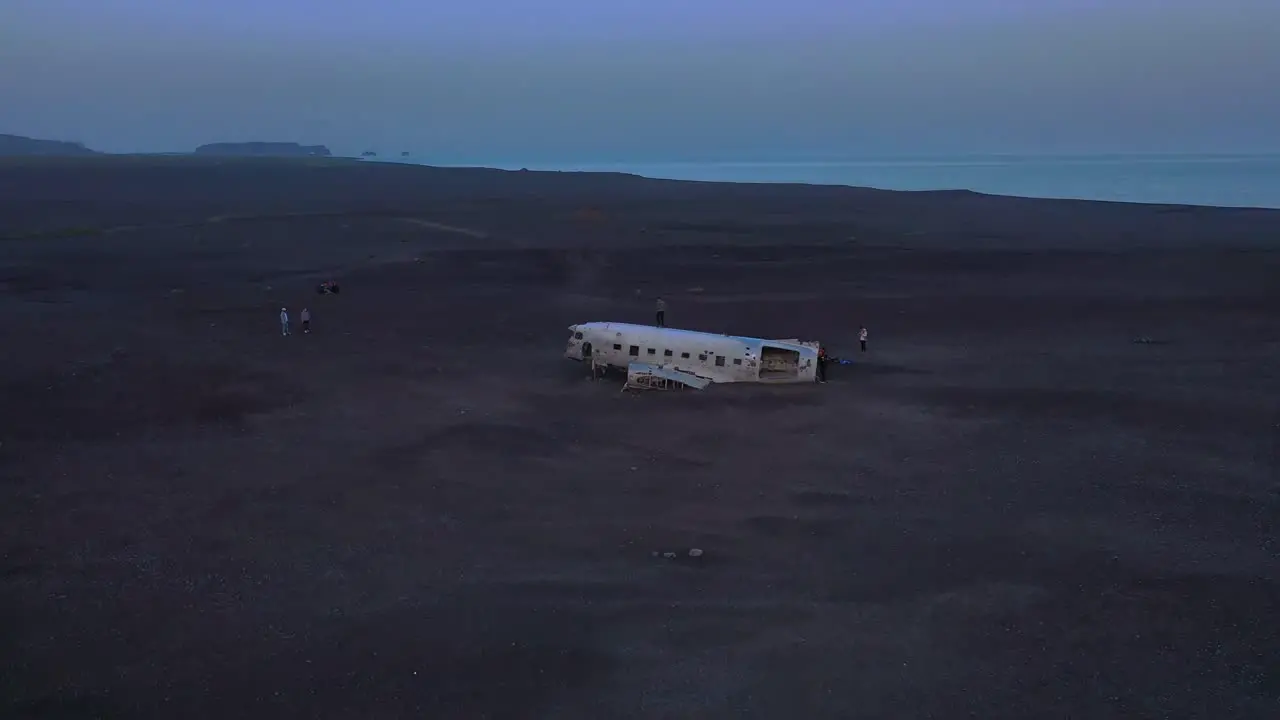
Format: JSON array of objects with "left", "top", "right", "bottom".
[{"left": 564, "top": 322, "right": 821, "bottom": 390}]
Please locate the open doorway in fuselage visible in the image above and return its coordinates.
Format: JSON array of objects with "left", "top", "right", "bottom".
[
  {"left": 759, "top": 345, "right": 800, "bottom": 380},
  {"left": 582, "top": 340, "right": 602, "bottom": 378}
]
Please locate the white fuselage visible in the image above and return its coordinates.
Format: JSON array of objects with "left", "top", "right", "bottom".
[{"left": 564, "top": 321, "right": 818, "bottom": 384}]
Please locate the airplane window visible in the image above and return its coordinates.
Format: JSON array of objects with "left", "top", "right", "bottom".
[
  {"left": 732, "top": 358, "right": 742, "bottom": 365},
  {"left": 629, "top": 345, "right": 639, "bottom": 356},
  {"left": 574, "top": 332, "right": 583, "bottom": 340},
  {"left": 698, "top": 354, "right": 707, "bottom": 361},
  {"left": 647, "top": 348, "right": 656, "bottom": 355},
  {"left": 681, "top": 352, "right": 690, "bottom": 359},
  {"left": 715, "top": 356, "right": 725, "bottom": 367},
  {"left": 613, "top": 344, "right": 622, "bottom": 350},
  {"left": 663, "top": 349, "right": 673, "bottom": 357}
]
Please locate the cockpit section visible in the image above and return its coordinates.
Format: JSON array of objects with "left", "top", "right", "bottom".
[{"left": 564, "top": 325, "right": 586, "bottom": 360}]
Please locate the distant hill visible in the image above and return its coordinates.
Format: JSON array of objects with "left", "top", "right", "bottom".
[
  {"left": 194, "top": 142, "right": 332, "bottom": 158},
  {"left": 0, "top": 133, "right": 99, "bottom": 156}
]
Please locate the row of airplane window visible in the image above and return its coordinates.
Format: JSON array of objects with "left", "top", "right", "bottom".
[{"left": 612, "top": 343, "right": 742, "bottom": 367}]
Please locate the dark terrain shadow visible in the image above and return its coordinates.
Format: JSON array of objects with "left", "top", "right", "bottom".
[
  {"left": 910, "top": 384, "right": 1269, "bottom": 435},
  {"left": 0, "top": 358, "right": 304, "bottom": 442}
]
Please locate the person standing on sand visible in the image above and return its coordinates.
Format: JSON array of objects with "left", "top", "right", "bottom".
[
  {"left": 280, "top": 307, "right": 290, "bottom": 336},
  {"left": 859, "top": 326, "right": 868, "bottom": 352},
  {"left": 655, "top": 297, "right": 667, "bottom": 327},
  {"left": 300, "top": 307, "right": 311, "bottom": 334},
  {"left": 816, "top": 346, "right": 828, "bottom": 383}
]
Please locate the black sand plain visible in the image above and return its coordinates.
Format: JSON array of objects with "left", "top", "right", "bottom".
[{"left": 2, "top": 157, "right": 1278, "bottom": 719}]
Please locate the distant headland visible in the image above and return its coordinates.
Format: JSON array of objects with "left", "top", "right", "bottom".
[
  {"left": 0, "top": 133, "right": 332, "bottom": 158},
  {"left": 0, "top": 133, "right": 99, "bottom": 156},
  {"left": 193, "top": 142, "right": 332, "bottom": 157}
]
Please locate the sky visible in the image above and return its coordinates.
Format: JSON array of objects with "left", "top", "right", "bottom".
[{"left": 2, "top": 0, "right": 1278, "bottom": 162}]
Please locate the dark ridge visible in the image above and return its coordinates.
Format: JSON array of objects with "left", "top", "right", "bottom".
[
  {"left": 193, "top": 142, "right": 332, "bottom": 157},
  {"left": 0, "top": 133, "right": 99, "bottom": 156}
]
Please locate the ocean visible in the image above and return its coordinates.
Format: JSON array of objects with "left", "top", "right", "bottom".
[{"left": 494, "top": 155, "right": 1280, "bottom": 209}]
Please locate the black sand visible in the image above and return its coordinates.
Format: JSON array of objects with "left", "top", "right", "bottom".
[{"left": 2, "top": 158, "right": 1278, "bottom": 719}]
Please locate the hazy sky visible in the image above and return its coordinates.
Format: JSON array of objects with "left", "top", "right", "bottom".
[{"left": 2, "top": 0, "right": 1277, "bottom": 161}]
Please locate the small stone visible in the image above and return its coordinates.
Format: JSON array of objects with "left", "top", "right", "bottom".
[{"left": 688, "top": 548, "right": 703, "bottom": 558}]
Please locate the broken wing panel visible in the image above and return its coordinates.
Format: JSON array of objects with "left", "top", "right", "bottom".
[{"left": 626, "top": 362, "right": 712, "bottom": 390}]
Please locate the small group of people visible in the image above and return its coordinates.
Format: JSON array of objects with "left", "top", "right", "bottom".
[
  {"left": 279, "top": 307, "right": 312, "bottom": 336},
  {"left": 816, "top": 326, "right": 868, "bottom": 383}
]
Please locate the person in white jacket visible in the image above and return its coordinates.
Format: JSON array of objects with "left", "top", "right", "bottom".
[{"left": 280, "top": 307, "right": 290, "bottom": 336}]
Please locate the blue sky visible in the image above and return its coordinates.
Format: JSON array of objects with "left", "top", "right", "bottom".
[{"left": 2, "top": 0, "right": 1277, "bottom": 161}]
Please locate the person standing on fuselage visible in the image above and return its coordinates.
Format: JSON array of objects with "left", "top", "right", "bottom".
[
  {"left": 859, "top": 326, "right": 868, "bottom": 352},
  {"left": 655, "top": 297, "right": 667, "bottom": 327}
]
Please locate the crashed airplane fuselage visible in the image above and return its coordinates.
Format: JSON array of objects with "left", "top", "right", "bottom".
[{"left": 565, "top": 322, "right": 819, "bottom": 386}]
